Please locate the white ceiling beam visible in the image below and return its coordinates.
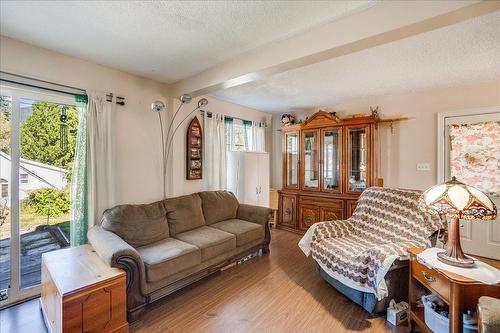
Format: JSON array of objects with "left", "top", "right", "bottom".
[{"left": 170, "top": 1, "right": 499, "bottom": 97}]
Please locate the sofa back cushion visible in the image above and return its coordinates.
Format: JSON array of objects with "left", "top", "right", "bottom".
[
  {"left": 101, "top": 201, "right": 168, "bottom": 248},
  {"left": 198, "top": 191, "right": 239, "bottom": 225},
  {"left": 164, "top": 193, "right": 205, "bottom": 236}
]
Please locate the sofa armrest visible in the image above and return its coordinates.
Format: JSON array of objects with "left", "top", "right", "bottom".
[
  {"left": 88, "top": 226, "right": 142, "bottom": 267},
  {"left": 237, "top": 204, "right": 272, "bottom": 253},
  {"left": 237, "top": 204, "right": 272, "bottom": 226},
  {"left": 88, "top": 226, "right": 148, "bottom": 312}
]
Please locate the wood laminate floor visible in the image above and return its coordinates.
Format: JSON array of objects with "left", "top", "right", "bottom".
[
  {"left": 131, "top": 229, "right": 404, "bottom": 333},
  {"left": 0, "top": 229, "right": 406, "bottom": 333}
]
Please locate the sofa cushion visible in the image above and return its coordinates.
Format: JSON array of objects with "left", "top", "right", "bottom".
[
  {"left": 137, "top": 238, "right": 201, "bottom": 282},
  {"left": 211, "top": 219, "right": 264, "bottom": 247},
  {"left": 101, "top": 201, "right": 168, "bottom": 248},
  {"left": 164, "top": 193, "right": 205, "bottom": 236},
  {"left": 174, "top": 226, "right": 236, "bottom": 261},
  {"left": 198, "top": 191, "right": 239, "bottom": 225}
]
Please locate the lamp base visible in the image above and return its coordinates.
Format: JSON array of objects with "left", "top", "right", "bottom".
[
  {"left": 438, "top": 217, "right": 475, "bottom": 268},
  {"left": 437, "top": 251, "right": 474, "bottom": 268}
]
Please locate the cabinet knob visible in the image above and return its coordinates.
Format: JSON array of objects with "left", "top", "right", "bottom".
[{"left": 422, "top": 271, "right": 436, "bottom": 283}]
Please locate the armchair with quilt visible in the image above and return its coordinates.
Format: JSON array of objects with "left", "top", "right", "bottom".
[{"left": 299, "top": 187, "right": 445, "bottom": 314}]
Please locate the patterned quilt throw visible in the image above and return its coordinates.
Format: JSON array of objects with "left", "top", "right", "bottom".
[{"left": 299, "top": 187, "right": 445, "bottom": 299}]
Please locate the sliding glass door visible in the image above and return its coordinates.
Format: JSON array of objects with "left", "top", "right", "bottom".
[{"left": 0, "top": 84, "right": 77, "bottom": 306}]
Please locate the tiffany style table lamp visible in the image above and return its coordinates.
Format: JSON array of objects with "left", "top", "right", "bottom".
[{"left": 418, "top": 177, "right": 497, "bottom": 268}]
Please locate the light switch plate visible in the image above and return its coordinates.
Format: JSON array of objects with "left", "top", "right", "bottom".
[{"left": 416, "top": 163, "right": 430, "bottom": 171}]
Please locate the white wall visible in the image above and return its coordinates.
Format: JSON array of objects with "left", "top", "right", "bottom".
[
  {"left": 1, "top": 36, "right": 168, "bottom": 205},
  {"left": 170, "top": 95, "right": 272, "bottom": 196},
  {"left": 0, "top": 36, "right": 272, "bottom": 205},
  {"left": 271, "top": 81, "right": 500, "bottom": 190}
]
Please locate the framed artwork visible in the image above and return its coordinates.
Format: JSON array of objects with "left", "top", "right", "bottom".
[{"left": 186, "top": 117, "right": 202, "bottom": 180}]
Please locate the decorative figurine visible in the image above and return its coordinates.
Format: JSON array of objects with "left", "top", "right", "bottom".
[
  {"left": 281, "top": 113, "right": 295, "bottom": 126},
  {"left": 370, "top": 106, "right": 380, "bottom": 119}
]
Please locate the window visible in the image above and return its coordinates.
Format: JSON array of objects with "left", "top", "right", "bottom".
[
  {"left": 226, "top": 119, "right": 249, "bottom": 151},
  {"left": 20, "top": 173, "right": 28, "bottom": 184},
  {"left": 225, "top": 117, "right": 265, "bottom": 152}
]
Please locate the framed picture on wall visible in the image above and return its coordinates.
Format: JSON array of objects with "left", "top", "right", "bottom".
[{"left": 187, "top": 117, "right": 202, "bottom": 180}]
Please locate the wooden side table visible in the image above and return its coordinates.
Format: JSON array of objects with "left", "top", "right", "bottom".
[
  {"left": 408, "top": 248, "right": 500, "bottom": 333},
  {"left": 41, "top": 244, "right": 128, "bottom": 333}
]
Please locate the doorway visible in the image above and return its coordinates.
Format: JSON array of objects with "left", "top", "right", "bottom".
[
  {"left": 437, "top": 107, "right": 500, "bottom": 259},
  {"left": 0, "top": 84, "right": 79, "bottom": 306}
]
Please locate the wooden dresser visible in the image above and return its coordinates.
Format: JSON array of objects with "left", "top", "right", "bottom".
[
  {"left": 408, "top": 248, "right": 500, "bottom": 333},
  {"left": 41, "top": 245, "right": 128, "bottom": 333},
  {"left": 278, "top": 111, "right": 378, "bottom": 233}
]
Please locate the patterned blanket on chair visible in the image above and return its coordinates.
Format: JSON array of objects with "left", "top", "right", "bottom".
[{"left": 299, "top": 187, "right": 445, "bottom": 299}]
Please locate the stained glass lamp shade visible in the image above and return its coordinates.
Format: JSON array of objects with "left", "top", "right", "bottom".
[{"left": 418, "top": 177, "right": 497, "bottom": 268}]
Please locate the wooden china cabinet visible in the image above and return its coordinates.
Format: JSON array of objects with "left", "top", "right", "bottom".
[{"left": 278, "top": 111, "right": 378, "bottom": 234}]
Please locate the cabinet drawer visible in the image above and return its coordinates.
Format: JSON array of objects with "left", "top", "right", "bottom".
[
  {"left": 299, "top": 196, "right": 343, "bottom": 210},
  {"left": 411, "top": 258, "right": 450, "bottom": 302},
  {"left": 299, "top": 205, "right": 319, "bottom": 230},
  {"left": 320, "top": 207, "right": 343, "bottom": 221}
]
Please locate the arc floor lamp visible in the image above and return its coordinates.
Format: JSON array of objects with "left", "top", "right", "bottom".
[{"left": 151, "top": 95, "right": 208, "bottom": 197}]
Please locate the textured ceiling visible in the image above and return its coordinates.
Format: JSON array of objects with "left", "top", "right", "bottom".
[
  {"left": 211, "top": 11, "right": 500, "bottom": 113},
  {"left": 0, "top": 0, "right": 375, "bottom": 83}
]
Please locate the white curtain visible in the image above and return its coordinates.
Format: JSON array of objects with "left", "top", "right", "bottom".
[
  {"left": 204, "top": 112, "right": 227, "bottom": 190},
  {"left": 87, "top": 91, "right": 114, "bottom": 227},
  {"left": 251, "top": 121, "right": 266, "bottom": 152}
]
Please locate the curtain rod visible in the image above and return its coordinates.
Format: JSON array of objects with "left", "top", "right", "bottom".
[
  {"left": 0, "top": 71, "right": 125, "bottom": 106},
  {"left": 1, "top": 71, "right": 85, "bottom": 95},
  {"left": 200, "top": 109, "right": 267, "bottom": 126}
]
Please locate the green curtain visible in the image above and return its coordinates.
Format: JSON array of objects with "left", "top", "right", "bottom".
[{"left": 70, "top": 94, "right": 88, "bottom": 246}]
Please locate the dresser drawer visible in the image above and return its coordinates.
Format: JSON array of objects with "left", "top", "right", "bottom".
[
  {"left": 299, "top": 204, "right": 319, "bottom": 231},
  {"left": 299, "top": 196, "right": 344, "bottom": 210},
  {"left": 411, "top": 258, "right": 450, "bottom": 302}
]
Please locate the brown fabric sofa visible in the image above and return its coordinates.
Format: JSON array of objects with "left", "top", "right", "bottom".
[{"left": 88, "top": 191, "right": 272, "bottom": 321}]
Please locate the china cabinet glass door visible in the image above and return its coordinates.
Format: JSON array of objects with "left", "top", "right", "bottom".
[
  {"left": 284, "top": 132, "right": 299, "bottom": 188},
  {"left": 346, "top": 126, "right": 369, "bottom": 193},
  {"left": 302, "top": 130, "right": 319, "bottom": 191},
  {"left": 321, "top": 128, "right": 341, "bottom": 192}
]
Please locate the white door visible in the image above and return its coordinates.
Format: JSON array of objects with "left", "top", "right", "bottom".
[
  {"left": 0, "top": 84, "right": 77, "bottom": 306},
  {"left": 438, "top": 108, "right": 500, "bottom": 259},
  {"left": 242, "top": 152, "right": 260, "bottom": 206},
  {"left": 227, "top": 151, "right": 259, "bottom": 205}
]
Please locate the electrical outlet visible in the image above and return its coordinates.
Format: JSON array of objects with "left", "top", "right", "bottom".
[{"left": 416, "top": 163, "right": 430, "bottom": 171}]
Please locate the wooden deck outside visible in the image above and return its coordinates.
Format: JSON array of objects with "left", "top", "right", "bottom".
[{"left": 0, "top": 225, "right": 69, "bottom": 290}]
